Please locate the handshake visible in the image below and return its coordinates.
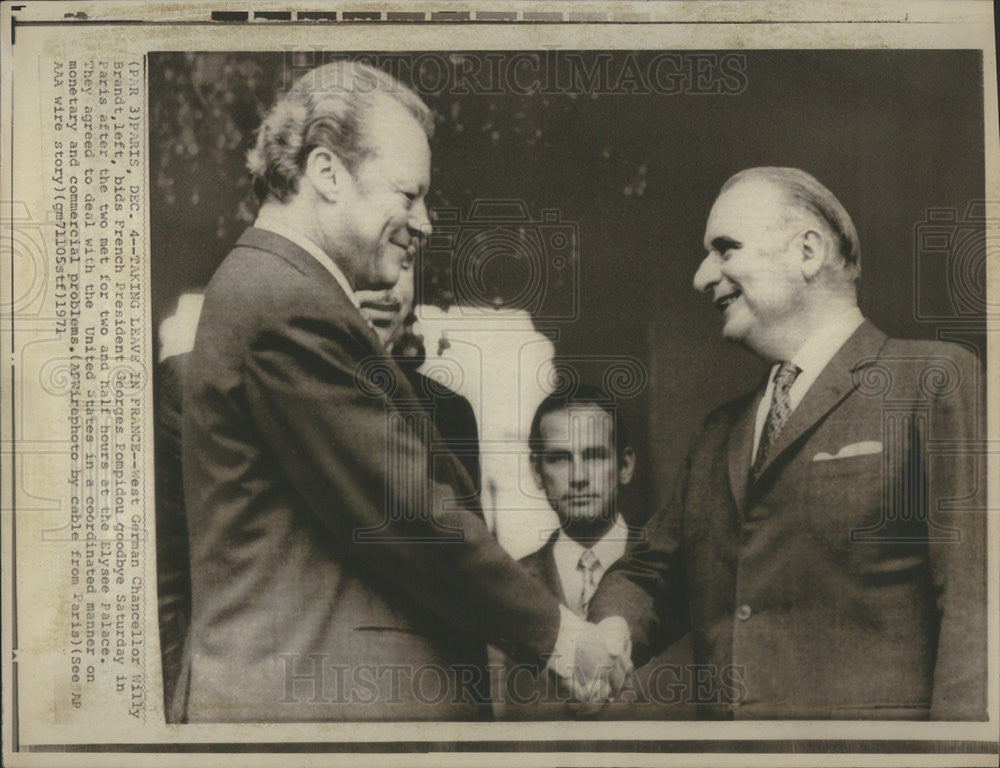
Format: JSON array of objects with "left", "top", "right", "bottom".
[{"left": 546, "top": 607, "right": 633, "bottom": 712}]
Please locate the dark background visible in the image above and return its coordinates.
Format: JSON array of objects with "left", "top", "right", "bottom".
[{"left": 149, "top": 50, "right": 986, "bottom": 518}]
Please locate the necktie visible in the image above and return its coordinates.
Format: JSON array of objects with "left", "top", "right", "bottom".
[
  {"left": 753, "top": 361, "right": 801, "bottom": 477},
  {"left": 575, "top": 548, "right": 600, "bottom": 618}
]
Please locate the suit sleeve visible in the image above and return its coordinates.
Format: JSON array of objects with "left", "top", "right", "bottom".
[
  {"left": 242, "top": 312, "right": 561, "bottom": 664},
  {"left": 926, "top": 346, "right": 987, "bottom": 720},
  {"left": 588, "top": 438, "right": 693, "bottom": 667}
]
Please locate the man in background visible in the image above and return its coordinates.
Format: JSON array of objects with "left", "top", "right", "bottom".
[
  {"left": 357, "top": 261, "right": 481, "bottom": 497},
  {"left": 524, "top": 387, "right": 637, "bottom": 623},
  {"left": 496, "top": 386, "right": 694, "bottom": 719},
  {"left": 590, "top": 167, "right": 987, "bottom": 719}
]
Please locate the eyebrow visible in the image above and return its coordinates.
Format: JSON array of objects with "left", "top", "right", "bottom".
[
  {"left": 711, "top": 236, "right": 742, "bottom": 253},
  {"left": 542, "top": 449, "right": 571, "bottom": 460}
]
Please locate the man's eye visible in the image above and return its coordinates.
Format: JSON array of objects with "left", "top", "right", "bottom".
[{"left": 711, "top": 238, "right": 740, "bottom": 260}]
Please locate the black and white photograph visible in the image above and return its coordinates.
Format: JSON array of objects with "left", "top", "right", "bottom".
[
  {"left": 1, "top": 2, "right": 997, "bottom": 765},
  {"left": 149, "top": 48, "right": 988, "bottom": 723}
]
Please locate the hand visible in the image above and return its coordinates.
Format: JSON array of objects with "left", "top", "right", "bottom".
[
  {"left": 547, "top": 606, "right": 634, "bottom": 713},
  {"left": 598, "top": 615, "right": 633, "bottom": 695},
  {"left": 567, "top": 617, "right": 633, "bottom": 714}
]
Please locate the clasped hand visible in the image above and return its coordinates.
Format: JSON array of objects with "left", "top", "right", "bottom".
[{"left": 565, "top": 616, "right": 633, "bottom": 712}]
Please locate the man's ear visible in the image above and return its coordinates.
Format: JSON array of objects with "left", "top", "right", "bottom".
[
  {"left": 303, "top": 146, "right": 348, "bottom": 202},
  {"left": 617, "top": 446, "right": 636, "bottom": 486},
  {"left": 799, "top": 229, "right": 826, "bottom": 281}
]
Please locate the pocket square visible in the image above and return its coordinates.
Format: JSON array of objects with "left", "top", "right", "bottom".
[{"left": 813, "top": 440, "right": 882, "bottom": 461}]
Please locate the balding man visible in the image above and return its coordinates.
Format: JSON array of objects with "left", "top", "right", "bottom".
[{"left": 590, "top": 167, "right": 986, "bottom": 720}]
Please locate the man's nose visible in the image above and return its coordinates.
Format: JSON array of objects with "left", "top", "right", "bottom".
[
  {"left": 408, "top": 199, "right": 432, "bottom": 238},
  {"left": 693, "top": 252, "right": 721, "bottom": 293},
  {"left": 569, "top": 456, "right": 589, "bottom": 488}
]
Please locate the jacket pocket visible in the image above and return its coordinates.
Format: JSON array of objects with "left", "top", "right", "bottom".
[{"left": 804, "top": 453, "right": 884, "bottom": 552}]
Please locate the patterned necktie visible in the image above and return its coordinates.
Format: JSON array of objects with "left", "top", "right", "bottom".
[
  {"left": 753, "top": 361, "right": 801, "bottom": 477},
  {"left": 575, "top": 548, "right": 600, "bottom": 618}
]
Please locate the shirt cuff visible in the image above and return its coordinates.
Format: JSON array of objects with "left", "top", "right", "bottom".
[{"left": 545, "top": 604, "right": 588, "bottom": 680}]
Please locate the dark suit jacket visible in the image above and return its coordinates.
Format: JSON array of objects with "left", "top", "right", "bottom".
[
  {"left": 491, "top": 531, "right": 571, "bottom": 719},
  {"left": 590, "top": 321, "right": 987, "bottom": 720},
  {"left": 159, "top": 356, "right": 487, "bottom": 721},
  {"left": 179, "top": 228, "right": 561, "bottom": 721},
  {"left": 404, "top": 368, "right": 481, "bottom": 499}
]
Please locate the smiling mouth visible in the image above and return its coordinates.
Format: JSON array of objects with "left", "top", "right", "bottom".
[
  {"left": 360, "top": 302, "right": 402, "bottom": 323},
  {"left": 714, "top": 289, "right": 741, "bottom": 311}
]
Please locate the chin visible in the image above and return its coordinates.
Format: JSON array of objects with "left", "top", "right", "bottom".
[
  {"left": 721, "top": 315, "right": 754, "bottom": 345},
  {"left": 721, "top": 324, "right": 745, "bottom": 344},
  {"left": 562, "top": 509, "right": 612, "bottom": 527}
]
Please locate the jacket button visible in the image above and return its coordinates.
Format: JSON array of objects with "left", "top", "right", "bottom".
[{"left": 736, "top": 604, "right": 752, "bottom": 621}]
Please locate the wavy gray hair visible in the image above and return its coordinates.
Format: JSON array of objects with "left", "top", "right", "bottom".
[{"left": 247, "top": 60, "right": 433, "bottom": 203}]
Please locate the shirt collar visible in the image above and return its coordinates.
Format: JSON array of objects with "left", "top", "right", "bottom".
[
  {"left": 253, "top": 218, "right": 362, "bottom": 311},
  {"left": 552, "top": 517, "right": 628, "bottom": 574}
]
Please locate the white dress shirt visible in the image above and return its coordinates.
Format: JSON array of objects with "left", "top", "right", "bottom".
[
  {"left": 752, "top": 307, "right": 865, "bottom": 462},
  {"left": 254, "top": 218, "right": 362, "bottom": 311},
  {"left": 551, "top": 517, "right": 629, "bottom": 612}
]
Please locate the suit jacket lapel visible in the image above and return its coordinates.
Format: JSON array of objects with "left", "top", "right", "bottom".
[
  {"left": 752, "top": 319, "right": 889, "bottom": 483},
  {"left": 522, "top": 533, "right": 566, "bottom": 604}
]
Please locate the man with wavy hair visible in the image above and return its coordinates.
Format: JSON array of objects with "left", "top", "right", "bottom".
[{"left": 178, "top": 60, "right": 628, "bottom": 722}]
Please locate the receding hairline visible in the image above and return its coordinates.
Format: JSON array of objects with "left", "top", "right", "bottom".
[
  {"left": 292, "top": 60, "right": 433, "bottom": 135},
  {"left": 716, "top": 173, "right": 818, "bottom": 227},
  {"left": 715, "top": 167, "right": 862, "bottom": 273},
  {"left": 358, "top": 92, "right": 433, "bottom": 152},
  {"left": 303, "top": 81, "right": 433, "bottom": 169}
]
